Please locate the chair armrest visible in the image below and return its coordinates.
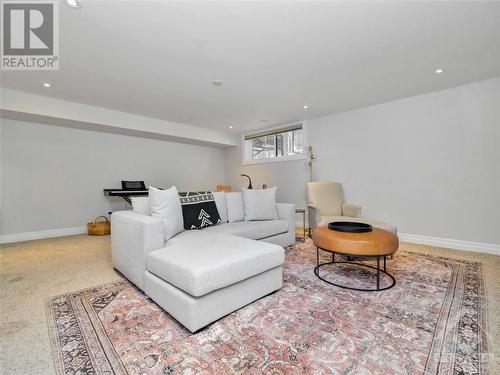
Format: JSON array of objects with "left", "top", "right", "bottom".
[
  {"left": 111, "top": 210, "right": 164, "bottom": 290},
  {"left": 308, "top": 204, "right": 320, "bottom": 229},
  {"left": 342, "top": 203, "right": 362, "bottom": 218}
]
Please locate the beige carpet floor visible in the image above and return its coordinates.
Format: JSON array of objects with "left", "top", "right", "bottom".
[{"left": 1, "top": 234, "right": 499, "bottom": 374}]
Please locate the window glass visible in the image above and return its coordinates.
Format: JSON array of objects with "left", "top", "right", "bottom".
[{"left": 244, "top": 126, "right": 304, "bottom": 162}]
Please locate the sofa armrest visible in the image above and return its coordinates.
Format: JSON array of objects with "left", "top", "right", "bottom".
[
  {"left": 111, "top": 210, "right": 164, "bottom": 290},
  {"left": 308, "top": 204, "right": 320, "bottom": 229},
  {"left": 342, "top": 203, "right": 362, "bottom": 218},
  {"left": 276, "top": 203, "right": 295, "bottom": 237}
]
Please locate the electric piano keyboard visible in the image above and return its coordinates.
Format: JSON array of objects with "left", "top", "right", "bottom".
[{"left": 103, "top": 189, "right": 148, "bottom": 204}]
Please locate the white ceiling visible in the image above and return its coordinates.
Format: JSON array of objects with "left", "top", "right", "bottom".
[{"left": 1, "top": 1, "right": 499, "bottom": 133}]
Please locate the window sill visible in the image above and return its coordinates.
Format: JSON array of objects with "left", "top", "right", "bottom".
[{"left": 241, "top": 153, "right": 307, "bottom": 166}]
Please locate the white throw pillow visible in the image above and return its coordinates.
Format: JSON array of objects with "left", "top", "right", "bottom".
[
  {"left": 131, "top": 196, "right": 150, "bottom": 216},
  {"left": 212, "top": 192, "right": 228, "bottom": 223},
  {"left": 149, "top": 186, "right": 184, "bottom": 241},
  {"left": 242, "top": 187, "right": 279, "bottom": 221},
  {"left": 225, "top": 192, "right": 245, "bottom": 223}
]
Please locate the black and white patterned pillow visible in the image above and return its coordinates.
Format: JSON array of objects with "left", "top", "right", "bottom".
[{"left": 178, "top": 191, "right": 222, "bottom": 230}]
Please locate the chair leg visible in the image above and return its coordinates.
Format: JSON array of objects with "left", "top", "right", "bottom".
[{"left": 308, "top": 227, "right": 312, "bottom": 237}]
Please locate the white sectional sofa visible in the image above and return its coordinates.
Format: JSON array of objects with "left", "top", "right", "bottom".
[{"left": 111, "top": 190, "right": 295, "bottom": 332}]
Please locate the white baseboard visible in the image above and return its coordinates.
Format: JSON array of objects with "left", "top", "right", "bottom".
[
  {"left": 399, "top": 233, "right": 500, "bottom": 256},
  {"left": 0, "top": 226, "right": 87, "bottom": 244}
]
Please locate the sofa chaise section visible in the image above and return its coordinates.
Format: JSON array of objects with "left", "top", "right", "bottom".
[{"left": 145, "top": 232, "right": 284, "bottom": 332}]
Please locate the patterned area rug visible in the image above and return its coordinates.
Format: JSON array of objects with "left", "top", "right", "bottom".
[{"left": 47, "top": 239, "right": 489, "bottom": 374}]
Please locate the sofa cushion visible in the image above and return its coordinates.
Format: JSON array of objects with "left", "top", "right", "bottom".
[
  {"left": 226, "top": 192, "right": 245, "bottom": 222},
  {"left": 149, "top": 186, "right": 184, "bottom": 241},
  {"left": 201, "top": 219, "right": 288, "bottom": 240},
  {"left": 242, "top": 187, "right": 279, "bottom": 221},
  {"left": 318, "top": 216, "right": 397, "bottom": 234},
  {"left": 212, "top": 192, "right": 228, "bottom": 223},
  {"left": 178, "top": 191, "right": 222, "bottom": 230},
  {"left": 131, "top": 196, "right": 150, "bottom": 216},
  {"left": 146, "top": 232, "right": 284, "bottom": 297}
]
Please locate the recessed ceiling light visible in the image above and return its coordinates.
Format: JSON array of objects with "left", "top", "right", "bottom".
[
  {"left": 42, "top": 82, "right": 51, "bottom": 88},
  {"left": 211, "top": 80, "right": 223, "bottom": 87},
  {"left": 229, "top": 126, "right": 233, "bottom": 129},
  {"left": 303, "top": 105, "right": 309, "bottom": 110},
  {"left": 435, "top": 68, "right": 444, "bottom": 74},
  {"left": 65, "top": 0, "right": 81, "bottom": 8}
]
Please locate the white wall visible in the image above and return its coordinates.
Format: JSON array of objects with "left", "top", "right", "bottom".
[
  {"left": 225, "top": 77, "right": 500, "bottom": 246},
  {"left": 224, "top": 148, "right": 309, "bottom": 208},
  {"left": 1, "top": 119, "right": 226, "bottom": 236}
]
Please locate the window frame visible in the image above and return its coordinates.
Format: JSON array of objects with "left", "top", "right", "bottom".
[{"left": 241, "top": 121, "right": 308, "bottom": 165}]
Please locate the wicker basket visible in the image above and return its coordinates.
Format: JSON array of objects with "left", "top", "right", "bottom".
[
  {"left": 87, "top": 216, "right": 111, "bottom": 236},
  {"left": 216, "top": 184, "right": 231, "bottom": 192}
]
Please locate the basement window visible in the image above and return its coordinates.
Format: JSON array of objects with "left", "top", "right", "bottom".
[{"left": 242, "top": 122, "right": 307, "bottom": 164}]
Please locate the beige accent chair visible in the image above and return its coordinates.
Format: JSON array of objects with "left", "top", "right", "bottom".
[{"left": 307, "top": 181, "right": 397, "bottom": 236}]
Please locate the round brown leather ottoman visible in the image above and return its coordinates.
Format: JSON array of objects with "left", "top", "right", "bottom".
[{"left": 313, "top": 226, "right": 399, "bottom": 291}]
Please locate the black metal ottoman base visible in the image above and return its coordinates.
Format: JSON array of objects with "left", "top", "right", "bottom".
[{"left": 314, "top": 247, "right": 396, "bottom": 292}]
